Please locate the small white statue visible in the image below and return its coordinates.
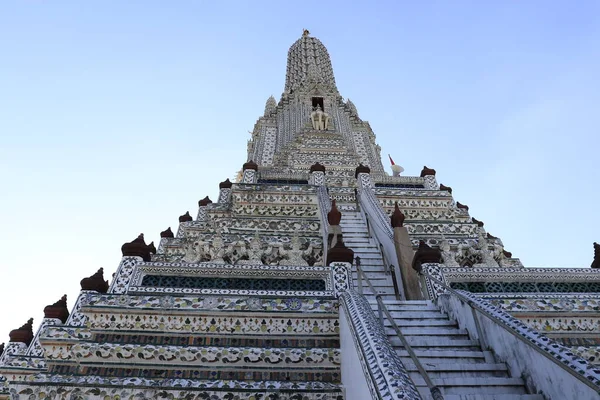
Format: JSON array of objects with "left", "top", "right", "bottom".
[
  {"left": 310, "top": 105, "right": 330, "bottom": 131},
  {"left": 208, "top": 228, "right": 235, "bottom": 264},
  {"left": 472, "top": 232, "right": 499, "bottom": 268},
  {"left": 235, "top": 231, "right": 275, "bottom": 265},
  {"left": 278, "top": 234, "right": 313, "bottom": 266},
  {"left": 440, "top": 237, "right": 460, "bottom": 268},
  {"left": 183, "top": 238, "right": 209, "bottom": 263}
]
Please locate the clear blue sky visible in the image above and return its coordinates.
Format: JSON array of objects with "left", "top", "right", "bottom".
[{"left": 1, "top": 1, "right": 599, "bottom": 342}]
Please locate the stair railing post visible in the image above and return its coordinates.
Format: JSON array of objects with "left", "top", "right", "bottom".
[
  {"left": 355, "top": 256, "right": 363, "bottom": 295},
  {"left": 375, "top": 294, "right": 384, "bottom": 326},
  {"left": 468, "top": 300, "right": 488, "bottom": 351},
  {"left": 376, "top": 296, "right": 444, "bottom": 399},
  {"left": 379, "top": 243, "right": 390, "bottom": 274}
]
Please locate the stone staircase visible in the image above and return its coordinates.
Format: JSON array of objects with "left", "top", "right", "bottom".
[
  {"left": 339, "top": 209, "right": 397, "bottom": 300},
  {"left": 339, "top": 206, "right": 541, "bottom": 399},
  {"left": 369, "top": 299, "right": 543, "bottom": 399}
]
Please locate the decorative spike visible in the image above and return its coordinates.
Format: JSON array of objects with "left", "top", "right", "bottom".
[
  {"left": 456, "top": 202, "right": 469, "bottom": 210},
  {"left": 592, "top": 242, "right": 600, "bottom": 269},
  {"left": 43, "top": 295, "right": 69, "bottom": 323},
  {"left": 327, "top": 200, "right": 341, "bottom": 226},
  {"left": 160, "top": 227, "right": 174, "bottom": 238},
  {"left": 420, "top": 166, "right": 436, "bottom": 177},
  {"left": 472, "top": 218, "right": 484, "bottom": 227},
  {"left": 198, "top": 196, "right": 213, "bottom": 207},
  {"left": 327, "top": 240, "right": 354, "bottom": 265},
  {"left": 439, "top": 184, "right": 452, "bottom": 193},
  {"left": 354, "top": 163, "right": 370, "bottom": 178},
  {"left": 412, "top": 241, "right": 442, "bottom": 272},
  {"left": 80, "top": 268, "right": 109, "bottom": 293},
  {"left": 390, "top": 202, "right": 405, "bottom": 228},
  {"left": 309, "top": 162, "right": 325, "bottom": 173},
  {"left": 9, "top": 318, "right": 34, "bottom": 345},
  {"left": 503, "top": 250, "right": 513, "bottom": 259},
  {"left": 242, "top": 160, "right": 258, "bottom": 171},
  {"left": 0, "top": 343, "right": 4, "bottom": 357},
  {"left": 219, "top": 179, "right": 233, "bottom": 189},
  {"left": 179, "top": 212, "right": 193, "bottom": 223},
  {"left": 121, "top": 234, "right": 152, "bottom": 261},
  {"left": 147, "top": 242, "right": 157, "bottom": 254}
]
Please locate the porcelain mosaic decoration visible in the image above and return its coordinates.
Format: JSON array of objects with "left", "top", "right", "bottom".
[{"left": 2, "top": 30, "right": 600, "bottom": 400}]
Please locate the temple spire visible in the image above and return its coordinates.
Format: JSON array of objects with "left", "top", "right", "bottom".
[{"left": 284, "top": 31, "right": 338, "bottom": 94}]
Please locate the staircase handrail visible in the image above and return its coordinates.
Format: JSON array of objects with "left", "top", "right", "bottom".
[
  {"left": 355, "top": 257, "right": 444, "bottom": 399},
  {"left": 340, "top": 290, "right": 422, "bottom": 400},
  {"left": 356, "top": 186, "right": 405, "bottom": 299},
  {"left": 317, "top": 185, "right": 332, "bottom": 261},
  {"left": 420, "top": 270, "right": 600, "bottom": 391}
]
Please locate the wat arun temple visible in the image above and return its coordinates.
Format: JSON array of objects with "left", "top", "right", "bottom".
[{"left": 1, "top": 31, "right": 599, "bottom": 400}]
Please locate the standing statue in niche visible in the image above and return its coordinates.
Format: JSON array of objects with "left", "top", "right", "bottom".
[
  {"left": 310, "top": 105, "right": 330, "bottom": 131},
  {"left": 278, "top": 234, "right": 313, "bottom": 266}
]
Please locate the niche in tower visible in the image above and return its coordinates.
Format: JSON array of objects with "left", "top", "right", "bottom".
[{"left": 312, "top": 97, "right": 324, "bottom": 110}]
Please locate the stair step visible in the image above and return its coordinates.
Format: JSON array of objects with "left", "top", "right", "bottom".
[
  {"left": 404, "top": 362, "right": 508, "bottom": 374},
  {"left": 371, "top": 300, "right": 433, "bottom": 306},
  {"left": 413, "top": 376, "right": 526, "bottom": 389},
  {"left": 368, "top": 311, "right": 448, "bottom": 320},
  {"left": 441, "top": 395, "right": 544, "bottom": 400},
  {"left": 395, "top": 338, "right": 480, "bottom": 348},
  {"left": 389, "top": 327, "right": 470, "bottom": 336},
  {"left": 396, "top": 349, "right": 490, "bottom": 360},
  {"left": 383, "top": 319, "right": 457, "bottom": 327},
  {"left": 369, "top": 304, "right": 440, "bottom": 312}
]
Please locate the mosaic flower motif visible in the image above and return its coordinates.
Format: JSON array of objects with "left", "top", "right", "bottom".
[
  {"left": 202, "top": 296, "right": 220, "bottom": 309},
  {"left": 246, "top": 297, "right": 263, "bottom": 311},
  {"left": 284, "top": 298, "right": 303, "bottom": 310}
]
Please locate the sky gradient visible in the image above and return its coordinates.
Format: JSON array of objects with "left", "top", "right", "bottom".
[{"left": 1, "top": 1, "right": 599, "bottom": 342}]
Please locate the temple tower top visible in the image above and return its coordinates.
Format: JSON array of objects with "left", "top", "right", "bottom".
[{"left": 284, "top": 30, "right": 338, "bottom": 95}]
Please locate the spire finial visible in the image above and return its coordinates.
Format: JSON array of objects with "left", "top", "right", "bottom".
[{"left": 303, "top": 29, "right": 310, "bottom": 37}]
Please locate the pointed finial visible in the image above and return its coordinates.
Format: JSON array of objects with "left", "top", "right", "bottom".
[
  {"left": 198, "top": 196, "right": 213, "bottom": 207},
  {"left": 592, "top": 242, "right": 600, "bottom": 269},
  {"left": 219, "top": 178, "right": 233, "bottom": 189},
  {"left": 439, "top": 184, "right": 452, "bottom": 193},
  {"left": 44, "top": 295, "right": 69, "bottom": 323},
  {"left": 412, "top": 240, "right": 442, "bottom": 272},
  {"left": 310, "top": 162, "right": 325, "bottom": 173},
  {"left": 354, "top": 163, "right": 371, "bottom": 178},
  {"left": 327, "top": 200, "right": 342, "bottom": 226},
  {"left": 160, "top": 227, "right": 174, "bottom": 238},
  {"left": 9, "top": 318, "right": 34, "bottom": 345},
  {"left": 327, "top": 240, "right": 354, "bottom": 265},
  {"left": 420, "top": 166, "right": 436, "bottom": 177},
  {"left": 303, "top": 29, "right": 310, "bottom": 37},
  {"left": 390, "top": 202, "right": 405, "bottom": 228},
  {"left": 472, "top": 217, "right": 484, "bottom": 227},
  {"left": 179, "top": 212, "right": 193, "bottom": 223},
  {"left": 243, "top": 160, "right": 258, "bottom": 171},
  {"left": 147, "top": 242, "right": 156, "bottom": 254},
  {"left": 80, "top": 268, "right": 110, "bottom": 293},
  {"left": 121, "top": 234, "right": 152, "bottom": 261}
]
